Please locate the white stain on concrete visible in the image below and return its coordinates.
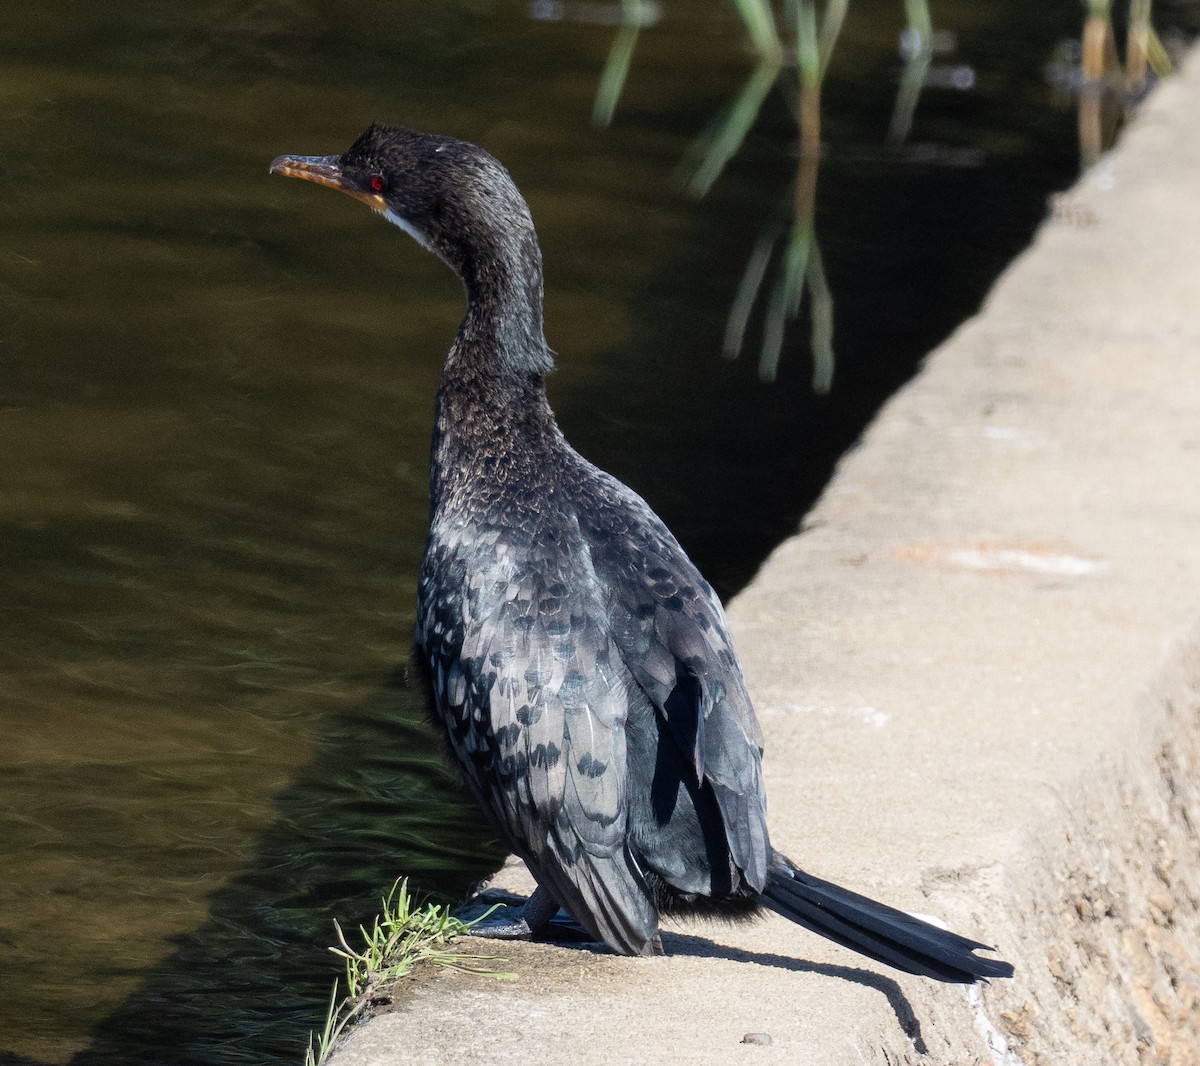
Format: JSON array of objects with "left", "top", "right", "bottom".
[
  {"left": 946, "top": 547, "right": 1106, "bottom": 576},
  {"left": 981, "top": 425, "right": 1053, "bottom": 450}
]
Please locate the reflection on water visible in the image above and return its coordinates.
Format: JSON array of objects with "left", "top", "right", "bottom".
[
  {"left": 68, "top": 688, "right": 504, "bottom": 1066},
  {"left": 1072, "top": 2, "right": 1177, "bottom": 167},
  {"left": 599, "top": 0, "right": 1178, "bottom": 385},
  {"left": 0, "top": 1, "right": 1185, "bottom": 1063}
]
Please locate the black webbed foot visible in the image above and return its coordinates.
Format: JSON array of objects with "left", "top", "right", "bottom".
[
  {"left": 457, "top": 887, "right": 597, "bottom": 944},
  {"left": 462, "top": 906, "right": 540, "bottom": 940}
]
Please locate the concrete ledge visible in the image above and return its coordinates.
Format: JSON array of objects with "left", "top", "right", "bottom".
[{"left": 328, "top": 47, "right": 1200, "bottom": 1066}]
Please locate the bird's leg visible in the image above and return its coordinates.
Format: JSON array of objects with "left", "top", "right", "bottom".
[
  {"left": 518, "top": 885, "right": 561, "bottom": 933},
  {"left": 461, "top": 885, "right": 598, "bottom": 944},
  {"left": 462, "top": 885, "right": 560, "bottom": 941}
]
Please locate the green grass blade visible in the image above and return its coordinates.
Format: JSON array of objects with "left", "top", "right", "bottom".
[
  {"left": 806, "top": 242, "right": 835, "bottom": 393},
  {"left": 759, "top": 221, "right": 810, "bottom": 383},
  {"left": 592, "top": 3, "right": 642, "bottom": 127},
  {"left": 1145, "top": 28, "right": 1173, "bottom": 76},
  {"left": 687, "top": 58, "right": 780, "bottom": 197},
  {"left": 887, "top": 45, "right": 932, "bottom": 146},
  {"left": 724, "top": 223, "right": 783, "bottom": 359},
  {"left": 903, "top": 0, "right": 933, "bottom": 42},
  {"left": 795, "top": 0, "right": 820, "bottom": 87},
  {"left": 817, "top": 0, "right": 851, "bottom": 77},
  {"left": 728, "top": 0, "right": 783, "bottom": 60}
]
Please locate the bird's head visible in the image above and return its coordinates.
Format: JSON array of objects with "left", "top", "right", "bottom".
[{"left": 269, "top": 124, "right": 538, "bottom": 287}]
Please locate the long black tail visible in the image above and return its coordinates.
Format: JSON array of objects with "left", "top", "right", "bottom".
[{"left": 762, "top": 853, "right": 1014, "bottom": 983}]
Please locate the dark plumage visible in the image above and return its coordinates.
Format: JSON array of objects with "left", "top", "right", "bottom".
[{"left": 270, "top": 125, "right": 1013, "bottom": 983}]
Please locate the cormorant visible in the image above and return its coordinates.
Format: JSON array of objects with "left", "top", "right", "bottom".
[{"left": 270, "top": 125, "right": 1013, "bottom": 983}]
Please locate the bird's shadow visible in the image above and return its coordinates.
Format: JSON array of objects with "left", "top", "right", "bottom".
[
  {"left": 661, "top": 929, "right": 928, "bottom": 1054},
  {"left": 464, "top": 889, "right": 927, "bottom": 1054}
]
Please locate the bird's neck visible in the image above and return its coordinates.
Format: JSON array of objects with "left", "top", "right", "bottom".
[
  {"left": 429, "top": 234, "right": 564, "bottom": 516},
  {"left": 429, "top": 359, "right": 563, "bottom": 518},
  {"left": 444, "top": 218, "right": 552, "bottom": 380}
]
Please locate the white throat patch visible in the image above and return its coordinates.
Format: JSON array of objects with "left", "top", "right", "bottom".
[{"left": 379, "top": 206, "right": 433, "bottom": 253}]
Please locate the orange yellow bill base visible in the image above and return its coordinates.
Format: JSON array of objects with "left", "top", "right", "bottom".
[{"left": 269, "top": 154, "right": 386, "bottom": 212}]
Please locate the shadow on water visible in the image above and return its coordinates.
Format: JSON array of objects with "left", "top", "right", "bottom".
[{"left": 68, "top": 673, "right": 504, "bottom": 1066}]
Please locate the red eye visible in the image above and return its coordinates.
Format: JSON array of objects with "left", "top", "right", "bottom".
[{"left": 369, "top": 174, "right": 386, "bottom": 193}]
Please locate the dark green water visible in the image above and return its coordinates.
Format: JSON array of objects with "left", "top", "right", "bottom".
[{"left": 0, "top": 1, "right": 1172, "bottom": 1063}]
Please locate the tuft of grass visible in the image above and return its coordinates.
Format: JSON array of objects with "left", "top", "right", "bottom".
[{"left": 304, "top": 879, "right": 514, "bottom": 1066}]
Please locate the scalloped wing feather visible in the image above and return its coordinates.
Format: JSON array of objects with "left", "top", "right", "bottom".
[{"left": 420, "top": 527, "right": 658, "bottom": 954}]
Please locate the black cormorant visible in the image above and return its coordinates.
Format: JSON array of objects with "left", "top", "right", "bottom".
[{"left": 270, "top": 125, "right": 1013, "bottom": 983}]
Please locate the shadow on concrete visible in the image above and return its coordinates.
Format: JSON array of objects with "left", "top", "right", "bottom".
[
  {"left": 463, "top": 888, "right": 927, "bottom": 1054},
  {"left": 660, "top": 929, "right": 928, "bottom": 1054}
]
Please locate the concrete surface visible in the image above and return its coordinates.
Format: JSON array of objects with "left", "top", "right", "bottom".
[{"left": 326, "top": 47, "right": 1200, "bottom": 1066}]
